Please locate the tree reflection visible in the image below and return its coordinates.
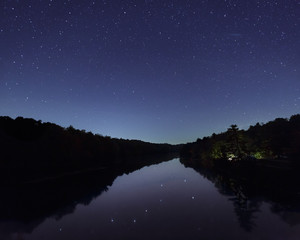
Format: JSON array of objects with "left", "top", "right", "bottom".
[
  {"left": 0, "top": 154, "right": 176, "bottom": 239},
  {"left": 228, "top": 189, "right": 261, "bottom": 232},
  {"left": 180, "top": 157, "right": 300, "bottom": 232}
]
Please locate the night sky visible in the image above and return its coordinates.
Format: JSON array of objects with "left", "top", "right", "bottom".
[{"left": 1, "top": 0, "right": 299, "bottom": 144}]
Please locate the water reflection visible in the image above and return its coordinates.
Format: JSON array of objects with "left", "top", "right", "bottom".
[
  {"left": 180, "top": 158, "right": 300, "bottom": 233},
  {"left": 2, "top": 158, "right": 300, "bottom": 240},
  {"left": 0, "top": 154, "right": 175, "bottom": 239}
]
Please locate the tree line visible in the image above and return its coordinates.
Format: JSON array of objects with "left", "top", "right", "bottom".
[
  {"left": 0, "top": 116, "right": 180, "bottom": 183},
  {"left": 180, "top": 114, "right": 300, "bottom": 168}
]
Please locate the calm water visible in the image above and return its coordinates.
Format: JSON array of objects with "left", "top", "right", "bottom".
[{"left": 3, "top": 158, "right": 300, "bottom": 240}]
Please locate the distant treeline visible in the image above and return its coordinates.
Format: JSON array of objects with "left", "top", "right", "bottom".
[
  {"left": 0, "top": 116, "right": 180, "bottom": 183},
  {"left": 181, "top": 114, "right": 300, "bottom": 168}
]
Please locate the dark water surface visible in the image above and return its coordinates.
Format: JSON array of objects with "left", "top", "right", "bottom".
[{"left": 2, "top": 158, "right": 300, "bottom": 240}]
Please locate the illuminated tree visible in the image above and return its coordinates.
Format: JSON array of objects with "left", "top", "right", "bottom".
[{"left": 227, "top": 124, "right": 243, "bottom": 160}]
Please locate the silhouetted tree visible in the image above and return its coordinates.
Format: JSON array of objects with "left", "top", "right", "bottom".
[
  {"left": 227, "top": 124, "right": 243, "bottom": 159},
  {"left": 180, "top": 114, "right": 300, "bottom": 166}
]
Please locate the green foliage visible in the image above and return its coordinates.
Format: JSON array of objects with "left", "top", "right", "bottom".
[
  {"left": 253, "top": 151, "right": 264, "bottom": 159},
  {"left": 211, "top": 141, "right": 226, "bottom": 159},
  {"left": 180, "top": 114, "right": 300, "bottom": 165}
]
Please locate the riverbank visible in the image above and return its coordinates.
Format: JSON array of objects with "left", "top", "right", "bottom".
[{"left": 0, "top": 116, "right": 181, "bottom": 185}]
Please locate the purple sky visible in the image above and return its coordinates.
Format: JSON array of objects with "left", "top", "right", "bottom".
[{"left": 1, "top": 0, "right": 299, "bottom": 143}]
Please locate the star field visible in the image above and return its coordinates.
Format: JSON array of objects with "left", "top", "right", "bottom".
[{"left": 1, "top": 0, "right": 299, "bottom": 143}]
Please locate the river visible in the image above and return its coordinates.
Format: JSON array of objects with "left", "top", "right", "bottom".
[{"left": 3, "top": 158, "right": 300, "bottom": 240}]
